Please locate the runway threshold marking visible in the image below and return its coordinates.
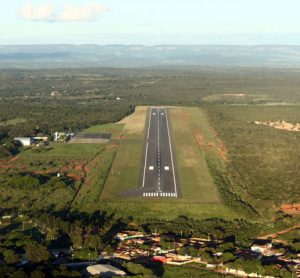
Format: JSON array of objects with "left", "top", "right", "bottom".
[
  {"left": 143, "top": 192, "right": 177, "bottom": 198},
  {"left": 142, "top": 107, "right": 153, "bottom": 188}
]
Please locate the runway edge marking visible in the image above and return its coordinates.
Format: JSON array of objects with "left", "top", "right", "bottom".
[
  {"left": 165, "top": 108, "right": 178, "bottom": 197},
  {"left": 142, "top": 107, "right": 152, "bottom": 188}
]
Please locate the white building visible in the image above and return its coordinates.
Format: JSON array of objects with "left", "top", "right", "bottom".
[
  {"left": 14, "top": 137, "right": 33, "bottom": 147},
  {"left": 54, "top": 132, "right": 66, "bottom": 142},
  {"left": 86, "top": 264, "right": 126, "bottom": 277}
]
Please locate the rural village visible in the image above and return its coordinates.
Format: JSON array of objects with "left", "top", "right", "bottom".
[{"left": 0, "top": 212, "right": 300, "bottom": 277}]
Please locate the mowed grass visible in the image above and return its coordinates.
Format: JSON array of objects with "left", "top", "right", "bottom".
[
  {"left": 100, "top": 107, "right": 148, "bottom": 200},
  {"left": 100, "top": 106, "right": 239, "bottom": 220},
  {"left": 169, "top": 107, "right": 223, "bottom": 203},
  {"left": 82, "top": 123, "right": 125, "bottom": 138}
]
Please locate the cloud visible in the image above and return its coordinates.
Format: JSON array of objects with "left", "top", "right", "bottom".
[{"left": 17, "top": 2, "right": 107, "bottom": 22}]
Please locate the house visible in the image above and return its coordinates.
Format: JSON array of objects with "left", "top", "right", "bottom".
[
  {"left": 85, "top": 264, "right": 126, "bottom": 277},
  {"left": 152, "top": 256, "right": 172, "bottom": 264},
  {"left": 115, "top": 231, "right": 144, "bottom": 241},
  {"left": 14, "top": 137, "right": 33, "bottom": 147},
  {"left": 54, "top": 132, "right": 66, "bottom": 142},
  {"left": 251, "top": 243, "right": 272, "bottom": 255}
]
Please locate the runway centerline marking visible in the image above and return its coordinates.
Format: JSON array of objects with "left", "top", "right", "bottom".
[{"left": 157, "top": 108, "right": 161, "bottom": 192}]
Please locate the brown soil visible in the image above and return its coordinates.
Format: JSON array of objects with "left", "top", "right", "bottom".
[
  {"left": 8, "top": 155, "right": 19, "bottom": 163},
  {"left": 194, "top": 131, "right": 205, "bottom": 147},
  {"left": 217, "top": 139, "right": 228, "bottom": 161},
  {"left": 0, "top": 165, "right": 14, "bottom": 169},
  {"left": 33, "top": 170, "right": 55, "bottom": 175},
  {"left": 208, "top": 142, "right": 215, "bottom": 148},
  {"left": 67, "top": 173, "right": 82, "bottom": 181},
  {"left": 258, "top": 225, "right": 300, "bottom": 239},
  {"left": 281, "top": 204, "right": 300, "bottom": 214},
  {"left": 75, "top": 164, "right": 84, "bottom": 171},
  {"left": 254, "top": 120, "right": 300, "bottom": 132}
]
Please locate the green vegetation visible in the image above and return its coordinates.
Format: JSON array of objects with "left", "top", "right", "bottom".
[
  {"left": 1, "top": 67, "right": 300, "bottom": 276},
  {"left": 170, "top": 107, "right": 223, "bottom": 203},
  {"left": 100, "top": 107, "right": 240, "bottom": 221},
  {"left": 206, "top": 105, "right": 300, "bottom": 217},
  {"left": 0, "top": 117, "right": 26, "bottom": 127},
  {"left": 0, "top": 142, "right": 109, "bottom": 212},
  {"left": 71, "top": 144, "right": 119, "bottom": 212},
  {"left": 83, "top": 123, "right": 125, "bottom": 138}
]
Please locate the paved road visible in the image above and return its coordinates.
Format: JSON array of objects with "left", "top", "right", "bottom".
[{"left": 140, "top": 107, "right": 180, "bottom": 198}]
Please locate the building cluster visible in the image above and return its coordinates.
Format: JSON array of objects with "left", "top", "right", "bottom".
[
  {"left": 113, "top": 231, "right": 159, "bottom": 261},
  {"left": 113, "top": 231, "right": 221, "bottom": 265},
  {"left": 14, "top": 131, "right": 75, "bottom": 147},
  {"left": 109, "top": 230, "right": 300, "bottom": 277}
]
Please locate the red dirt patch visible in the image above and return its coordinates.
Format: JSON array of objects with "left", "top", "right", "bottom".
[
  {"left": 217, "top": 139, "right": 228, "bottom": 161},
  {"left": 85, "top": 166, "right": 91, "bottom": 174},
  {"left": 193, "top": 130, "right": 205, "bottom": 147},
  {"left": 33, "top": 170, "right": 55, "bottom": 175},
  {"left": 75, "top": 164, "right": 84, "bottom": 171},
  {"left": 182, "top": 111, "right": 189, "bottom": 122},
  {"left": 281, "top": 204, "right": 300, "bottom": 214},
  {"left": 67, "top": 173, "right": 82, "bottom": 181},
  {"left": 210, "top": 127, "right": 228, "bottom": 161},
  {"left": 208, "top": 142, "right": 215, "bottom": 148},
  {"left": 8, "top": 155, "right": 19, "bottom": 163},
  {"left": 0, "top": 165, "right": 14, "bottom": 169}
]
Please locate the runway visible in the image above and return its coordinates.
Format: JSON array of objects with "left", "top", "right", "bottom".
[{"left": 140, "top": 107, "right": 180, "bottom": 198}]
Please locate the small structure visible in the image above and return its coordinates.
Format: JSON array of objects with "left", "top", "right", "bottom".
[
  {"left": 85, "top": 264, "right": 126, "bottom": 277},
  {"left": 152, "top": 256, "right": 172, "bottom": 264},
  {"left": 50, "top": 91, "right": 60, "bottom": 97},
  {"left": 251, "top": 242, "right": 272, "bottom": 255},
  {"left": 14, "top": 137, "right": 33, "bottom": 147},
  {"left": 54, "top": 132, "right": 66, "bottom": 142},
  {"left": 115, "top": 231, "right": 144, "bottom": 241},
  {"left": 33, "top": 136, "right": 48, "bottom": 141}
]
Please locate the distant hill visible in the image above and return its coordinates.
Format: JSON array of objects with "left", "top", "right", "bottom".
[{"left": 1, "top": 45, "right": 300, "bottom": 68}]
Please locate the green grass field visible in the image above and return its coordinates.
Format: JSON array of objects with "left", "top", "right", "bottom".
[
  {"left": 169, "top": 107, "right": 223, "bottom": 203},
  {"left": 82, "top": 123, "right": 125, "bottom": 138}
]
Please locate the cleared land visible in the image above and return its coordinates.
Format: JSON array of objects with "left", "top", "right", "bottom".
[
  {"left": 169, "top": 107, "right": 223, "bottom": 203},
  {"left": 100, "top": 106, "right": 238, "bottom": 220},
  {"left": 100, "top": 107, "right": 147, "bottom": 200}
]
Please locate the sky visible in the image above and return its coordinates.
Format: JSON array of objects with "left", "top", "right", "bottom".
[{"left": 1, "top": 0, "right": 300, "bottom": 45}]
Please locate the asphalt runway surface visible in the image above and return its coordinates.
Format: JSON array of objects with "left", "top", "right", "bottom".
[{"left": 123, "top": 107, "right": 180, "bottom": 198}]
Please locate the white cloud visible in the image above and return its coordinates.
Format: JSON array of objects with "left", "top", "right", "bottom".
[{"left": 17, "top": 2, "right": 107, "bottom": 22}]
